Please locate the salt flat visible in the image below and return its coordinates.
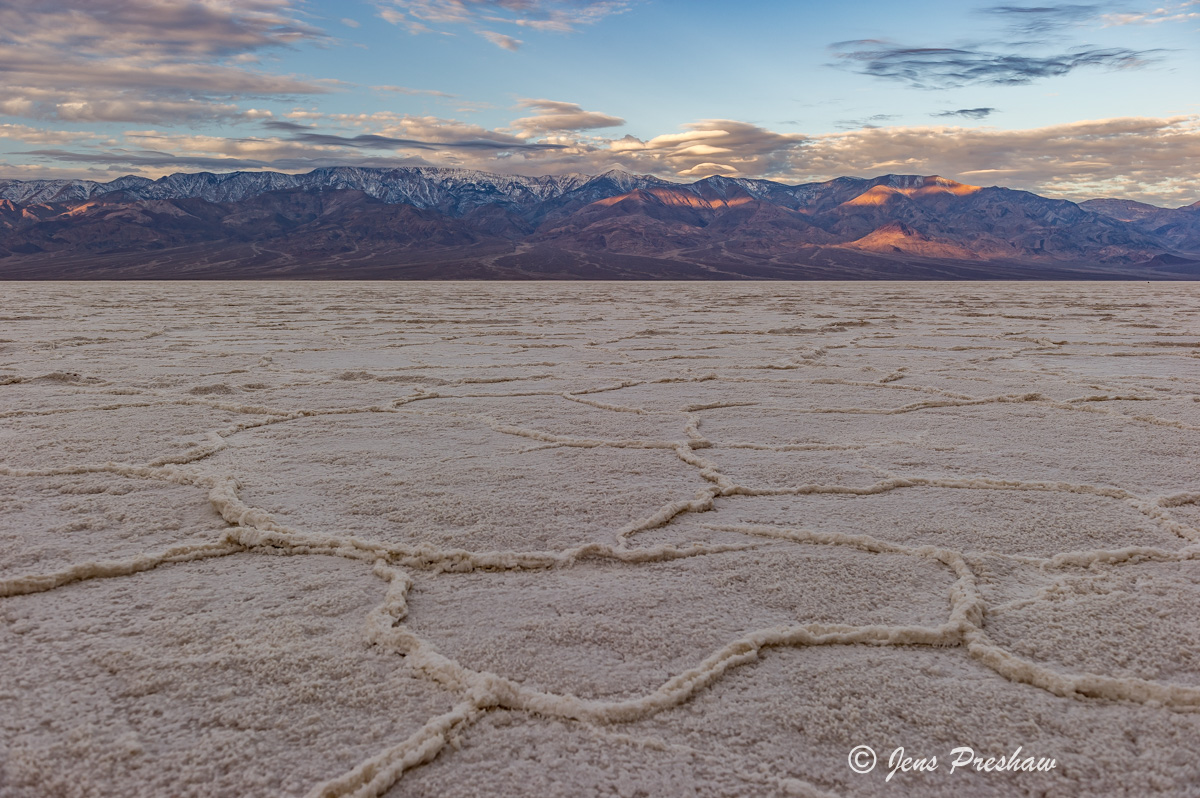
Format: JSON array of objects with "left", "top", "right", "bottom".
[{"left": 1, "top": 281, "right": 1199, "bottom": 798}]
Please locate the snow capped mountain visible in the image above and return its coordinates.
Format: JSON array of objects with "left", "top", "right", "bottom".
[
  {"left": 0, "top": 167, "right": 603, "bottom": 211},
  {"left": 0, "top": 166, "right": 1196, "bottom": 280},
  {"left": 0, "top": 179, "right": 110, "bottom": 205},
  {"left": 0, "top": 166, "right": 742, "bottom": 211},
  {"left": 0, "top": 167, "right": 1065, "bottom": 218}
]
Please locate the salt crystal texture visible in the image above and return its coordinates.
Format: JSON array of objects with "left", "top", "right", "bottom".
[{"left": 1, "top": 281, "right": 1198, "bottom": 797}]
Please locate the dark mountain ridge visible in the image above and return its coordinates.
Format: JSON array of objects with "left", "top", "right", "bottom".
[{"left": 0, "top": 167, "right": 1196, "bottom": 279}]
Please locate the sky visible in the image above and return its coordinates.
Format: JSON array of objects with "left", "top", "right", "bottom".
[{"left": 0, "top": 0, "right": 1196, "bottom": 206}]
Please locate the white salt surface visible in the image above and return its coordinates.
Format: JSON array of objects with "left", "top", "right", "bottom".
[{"left": 1, "top": 281, "right": 1199, "bottom": 797}]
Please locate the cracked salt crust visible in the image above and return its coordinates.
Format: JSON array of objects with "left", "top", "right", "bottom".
[
  {"left": 0, "top": 474, "right": 223, "bottom": 578},
  {"left": 0, "top": 281, "right": 1198, "bottom": 797}
]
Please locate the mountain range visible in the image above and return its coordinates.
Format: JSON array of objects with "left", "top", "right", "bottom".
[{"left": 1, "top": 166, "right": 1197, "bottom": 279}]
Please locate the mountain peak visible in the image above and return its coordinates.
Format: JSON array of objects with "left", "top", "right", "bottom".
[
  {"left": 877, "top": 174, "right": 976, "bottom": 190},
  {"left": 587, "top": 169, "right": 668, "bottom": 190},
  {"left": 867, "top": 174, "right": 980, "bottom": 198}
]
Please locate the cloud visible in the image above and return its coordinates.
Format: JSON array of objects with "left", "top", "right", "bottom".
[
  {"left": 128, "top": 120, "right": 564, "bottom": 155},
  {"left": 1102, "top": 1, "right": 1200, "bottom": 25},
  {"left": 933, "top": 108, "right": 997, "bottom": 119},
  {"left": 261, "top": 120, "right": 315, "bottom": 132},
  {"left": 675, "top": 162, "right": 739, "bottom": 177},
  {"left": 834, "top": 113, "right": 898, "bottom": 130},
  {"left": 604, "top": 120, "right": 807, "bottom": 179},
  {"left": 15, "top": 147, "right": 432, "bottom": 173},
  {"left": 277, "top": 110, "right": 540, "bottom": 147},
  {"left": 10, "top": 94, "right": 251, "bottom": 125},
  {"left": 832, "top": 40, "right": 1158, "bottom": 88},
  {"left": 377, "top": 0, "right": 631, "bottom": 41},
  {"left": 0, "top": 123, "right": 97, "bottom": 145},
  {"left": 508, "top": 99, "right": 625, "bottom": 136},
  {"left": 24, "top": 117, "right": 567, "bottom": 177},
  {"left": 13, "top": 112, "right": 1199, "bottom": 208},
  {"left": 789, "top": 115, "right": 1200, "bottom": 206},
  {"left": 284, "top": 131, "right": 564, "bottom": 151},
  {"left": 0, "top": 0, "right": 325, "bottom": 58},
  {"left": 372, "top": 85, "right": 457, "bottom": 98},
  {"left": 0, "top": 160, "right": 139, "bottom": 181},
  {"left": 834, "top": 3, "right": 1167, "bottom": 90},
  {"left": 0, "top": 0, "right": 330, "bottom": 123},
  {"left": 479, "top": 30, "right": 523, "bottom": 50},
  {"left": 11, "top": 113, "right": 803, "bottom": 184},
  {"left": 37, "top": 128, "right": 444, "bottom": 171},
  {"left": 980, "top": 4, "right": 1102, "bottom": 34}
]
